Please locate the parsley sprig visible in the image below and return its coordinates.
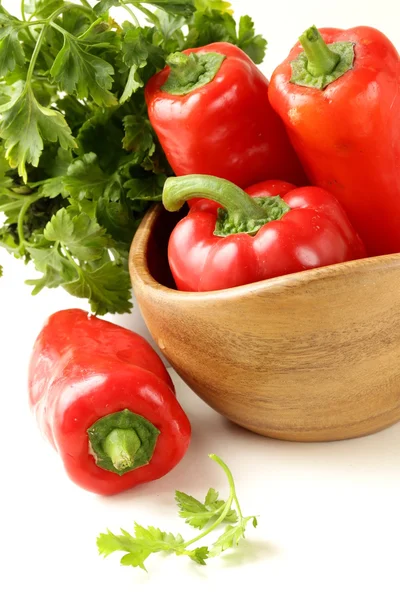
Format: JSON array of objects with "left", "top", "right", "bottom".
[
  {"left": 0, "top": 0, "right": 267, "bottom": 314},
  {"left": 97, "top": 453, "right": 258, "bottom": 569}
]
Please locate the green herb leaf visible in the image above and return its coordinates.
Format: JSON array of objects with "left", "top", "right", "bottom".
[
  {"left": 0, "top": 26, "right": 25, "bottom": 78},
  {"left": 64, "top": 153, "right": 122, "bottom": 203},
  {"left": 120, "top": 65, "right": 144, "bottom": 103},
  {"left": 125, "top": 175, "right": 166, "bottom": 202},
  {"left": 210, "top": 516, "right": 258, "bottom": 556},
  {"left": 194, "top": 0, "right": 232, "bottom": 13},
  {"left": 175, "top": 487, "right": 237, "bottom": 529},
  {"left": 175, "top": 491, "right": 211, "bottom": 529},
  {"left": 44, "top": 207, "right": 111, "bottom": 262},
  {"left": 64, "top": 259, "right": 133, "bottom": 316},
  {"left": 187, "top": 8, "right": 237, "bottom": 48},
  {"left": 39, "top": 147, "right": 72, "bottom": 199},
  {"left": 237, "top": 15, "right": 267, "bottom": 64},
  {"left": 51, "top": 35, "right": 117, "bottom": 107},
  {"left": 154, "top": 10, "right": 186, "bottom": 42},
  {"left": 0, "top": 86, "right": 76, "bottom": 182},
  {"left": 98, "top": 454, "right": 258, "bottom": 572},
  {"left": 96, "top": 196, "right": 136, "bottom": 245},
  {"left": 25, "top": 0, "right": 65, "bottom": 19},
  {"left": 76, "top": 109, "right": 123, "bottom": 172},
  {"left": 93, "top": 0, "right": 120, "bottom": 14},
  {"left": 122, "top": 115, "right": 155, "bottom": 154},
  {"left": 97, "top": 524, "right": 184, "bottom": 571},
  {"left": 122, "top": 27, "right": 150, "bottom": 68},
  {"left": 27, "top": 245, "right": 78, "bottom": 294},
  {"left": 0, "top": 0, "right": 267, "bottom": 313},
  {"left": 185, "top": 546, "right": 209, "bottom": 565},
  {"left": 147, "top": 1, "right": 196, "bottom": 18}
]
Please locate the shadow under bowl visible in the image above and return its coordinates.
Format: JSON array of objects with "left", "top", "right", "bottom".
[{"left": 129, "top": 204, "right": 400, "bottom": 442}]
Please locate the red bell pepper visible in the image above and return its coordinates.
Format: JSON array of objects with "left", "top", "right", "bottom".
[
  {"left": 145, "top": 42, "right": 307, "bottom": 189},
  {"left": 28, "top": 309, "right": 191, "bottom": 495},
  {"left": 162, "top": 175, "right": 366, "bottom": 292},
  {"left": 268, "top": 25, "right": 400, "bottom": 256}
]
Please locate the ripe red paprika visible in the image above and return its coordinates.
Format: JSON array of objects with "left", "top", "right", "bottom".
[
  {"left": 268, "top": 25, "right": 400, "bottom": 256},
  {"left": 28, "top": 309, "right": 191, "bottom": 495},
  {"left": 145, "top": 42, "right": 307, "bottom": 189},
  {"left": 162, "top": 175, "right": 366, "bottom": 292}
]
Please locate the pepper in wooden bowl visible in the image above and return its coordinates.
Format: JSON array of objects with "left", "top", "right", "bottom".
[{"left": 128, "top": 175, "right": 400, "bottom": 442}]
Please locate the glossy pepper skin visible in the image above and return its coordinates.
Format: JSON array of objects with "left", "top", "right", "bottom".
[
  {"left": 268, "top": 26, "right": 400, "bottom": 256},
  {"left": 145, "top": 42, "right": 307, "bottom": 189},
  {"left": 28, "top": 309, "right": 191, "bottom": 495},
  {"left": 162, "top": 175, "right": 366, "bottom": 292}
]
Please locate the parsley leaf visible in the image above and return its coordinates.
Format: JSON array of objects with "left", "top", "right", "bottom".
[
  {"left": 194, "top": 0, "right": 233, "bottom": 13},
  {"left": 26, "top": 206, "right": 133, "bottom": 315},
  {"left": 175, "top": 487, "right": 237, "bottom": 529},
  {"left": 237, "top": 15, "right": 267, "bottom": 64},
  {"left": 27, "top": 245, "right": 78, "bottom": 294},
  {"left": 122, "top": 115, "right": 155, "bottom": 154},
  {"left": 64, "top": 153, "right": 123, "bottom": 203},
  {"left": 97, "top": 454, "right": 258, "bottom": 572},
  {"left": 44, "top": 207, "right": 111, "bottom": 262},
  {"left": 146, "top": 1, "right": 196, "bottom": 18},
  {"left": 93, "top": 0, "right": 120, "bottom": 14},
  {"left": 95, "top": 0, "right": 195, "bottom": 18},
  {"left": 0, "top": 86, "right": 76, "bottom": 182},
  {"left": 187, "top": 6, "right": 266, "bottom": 64},
  {"left": 0, "top": 25, "right": 25, "bottom": 78},
  {"left": 24, "top": 0, "right": 65, "bottom": 19},
  {"left": 0, "top": 0, "right": 267, "bottom": 313},
  {"left": 63, "top": 260, "right": 133, "bottom": 316},
  {"left": 210, "top": 516, "right": 258, "bottom": 556},
  {"left": 50, "top": 35, "right": 117, "bottom": 107},
  {"left": 120, "top": 65, "right": 143, "bottom": 103},
  {"left": 125, "top": 175, "right": 166, "bottom": 202}
]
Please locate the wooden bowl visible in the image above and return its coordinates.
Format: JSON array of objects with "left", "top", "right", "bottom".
[{"left": 129, "top": 204, "right": 400, "bottom": 442}]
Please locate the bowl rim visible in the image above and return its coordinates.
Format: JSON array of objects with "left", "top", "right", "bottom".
[{"left": 129, "top": 204, "right": 400, "bottom": 301}]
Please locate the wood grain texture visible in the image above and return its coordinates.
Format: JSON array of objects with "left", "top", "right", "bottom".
[{"left": 129, "top": 204, "right": 400, "bottom": 442}]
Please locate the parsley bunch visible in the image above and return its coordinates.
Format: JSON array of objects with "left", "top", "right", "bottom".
[
  {"left": 0, "top": 0, "right": 267, "bottom": 314},
  {"left": 97, "top": 454, "right": 258, "bottom": 570}
]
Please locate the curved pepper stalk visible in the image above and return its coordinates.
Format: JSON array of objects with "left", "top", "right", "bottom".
[
  {"left": 163, "top": 174, "right": 290, "bottom": 236},
  {"left": 290, "top": 25, "right": 355, "bottom": 90}
]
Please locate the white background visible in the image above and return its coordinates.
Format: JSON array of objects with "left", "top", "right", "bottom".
[{"left": 1, "top": 1, "right": 400, "bottom": 599}]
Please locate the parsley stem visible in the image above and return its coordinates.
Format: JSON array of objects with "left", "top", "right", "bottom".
[
  {"left": 44, "top": 2, "right": 94, "bottom": 24},
  {"left": 25, "top": 24, "right": 48, "bottom": 86},
  {"left": 79, "top": 0, "right": 92, "bottom": 8},
  {"left": 1, "top": 197, "right": 30, "bottom": 212},
  {"left": 119, "top": 1, "right": 140, "bottom": 27},
  {"left": 17, "top": 194, "right": 40, "bottom": 254},
  {"left": 211, "top": 454, "right": 244, "bottom": 520},
  {"left": 23, "top": 19, "right": 50, "bottom": 27},
  {"left": 78, "top": 17, "right": 104, "bottom": 40},
  {"left": 50, "top": 21, "right": 69, "bottom": 36},
  {"left": 20, "top": 0, "right": 26, "bottom": 21}
]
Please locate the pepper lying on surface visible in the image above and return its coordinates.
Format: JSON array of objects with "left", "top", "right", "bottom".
[
  {"left": 28, "top": 309, "right": 191, "bottom": 495},
  {"left": 162, "top": 175, "right": 366, "bottom": 292}
]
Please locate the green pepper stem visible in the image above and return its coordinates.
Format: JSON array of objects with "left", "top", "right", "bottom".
[
  {"left": 162, "top": 52, "right": 225, "bottom": 96},
  {"left": 103, "top": 428, "right": 141, "bottom": 472},
  {"left": 163, "top": 175, "right": 269, "bottom": 221},
  {"left": 166, "top": 52, "right": 205, "bottom": 86},
  {"left": 299, "top": 26, "right": 340, "bottom": 77}
]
